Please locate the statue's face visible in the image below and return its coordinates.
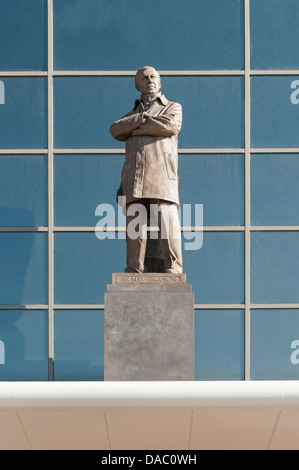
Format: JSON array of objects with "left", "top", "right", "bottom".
[{"left": 136, "top": 67, "right": 161, "bottom": 95}]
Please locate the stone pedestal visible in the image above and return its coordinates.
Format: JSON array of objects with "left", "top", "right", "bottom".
[{"left": 104, "top": 273, "right": 194, "bottom": 381}]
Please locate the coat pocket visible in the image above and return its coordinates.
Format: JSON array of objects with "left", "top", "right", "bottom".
[{"left": 163, "top": 152, "right": 177, "bottom": 180}]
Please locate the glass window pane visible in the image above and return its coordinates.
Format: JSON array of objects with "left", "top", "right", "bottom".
[
  {"left": 195, "top": 309, "right": 244, "bottom": 380},
  {"left": 251, "top": 232, "right": 299, "bottom": 304},
  {"left": 54, "top": 154, "right": 124, "bottom": 227},
  {"left": 54, "top": 233, "right": 126, "bottom": 304},
  {"left": 251, "top": 309, "right": 299, "bottom": 380},
  {"left": 179, "top": 155, "right": 244, "bottom": 226},
  {"left": 183, "top": 232, "right": 244, "bottom": 304},
  {"left": 54, "top": 77, "right": 134, "bottom": 149},
  {"left": 251, "top": 154, "right": 299, "bottom": 226},
  {"left": 251, "top": 0, "right": 299, "bottom": 70},
  {"left": 251, "top": 76, "right": 299, "bottom": 148},
  {"left": 54, "top": 0, "right": 244, "bottom": 71},
  {"left": 0, "top": 233, "right": 48, "bottom": 305},
  {"left": 0, "top": 310, "right": 48, "bottom": 381},
  {"left": 0, "top": 0, "right": 47, "bottom": 71},
  {"left": 54, "top": 309, "right": 104, "bottom": 381},
  {"left": 0, "top": 155, "right": 47, "bottom": 227},
  {"left": 54, "top": 76, "right": 244, "bottom": 149},
  {"left": 166, "top": 77, "right": 244, "bottom": 148},
  {"left": 0, "top": 78, "right": 47, "bottom": 149}
]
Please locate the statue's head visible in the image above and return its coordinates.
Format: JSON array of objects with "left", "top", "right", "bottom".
[{"left": 135, "top": 66, "right": 161, "bottom": 95}]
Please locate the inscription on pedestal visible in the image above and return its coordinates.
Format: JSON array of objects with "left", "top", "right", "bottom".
[{"left": 112, "top": 272, "right": 186, "bottom": 285}]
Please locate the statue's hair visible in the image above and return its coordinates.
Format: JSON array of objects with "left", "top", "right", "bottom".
[{"left": 135, "top": 66, "right": 160, "bottom": 91}]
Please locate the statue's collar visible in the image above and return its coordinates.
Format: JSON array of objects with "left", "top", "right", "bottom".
[{"left": 135, "top": 93, "right": 168, "bottom": 108}]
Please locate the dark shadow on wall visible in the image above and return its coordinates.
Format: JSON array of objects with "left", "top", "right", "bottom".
[
  {"left": 0, "top": 312, "right": 25, "bottom": 380},
  {"left": 53, "top": 361, "right": 104, "bottom": 381},
  {"left": 53, "top": 308, "right": 105, "bottom": 381},
  {"left": 0, "top": 207, "right": 35, "bottom": 304},
  {"left": 0, "top": 207, "right": 37, "bottom": 380}
]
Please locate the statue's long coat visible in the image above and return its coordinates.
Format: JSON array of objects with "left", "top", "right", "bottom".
[{"left": 110, "top": 94, "right": 182, "bottom": 206}]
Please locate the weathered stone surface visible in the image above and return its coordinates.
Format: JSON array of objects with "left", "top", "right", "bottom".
[
  {"left": 104, "top": 281, "right": 194, "bottom": 381},
  {"left": 107, "top": 284, "right": 192, "bottom": 293}
]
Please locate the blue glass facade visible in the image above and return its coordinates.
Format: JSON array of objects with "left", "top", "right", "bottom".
[
  {"left": 1, "top": 0, "right": 299, "bottom": 382},
  {"left": 0, "top": 78, "right": 47, "bottom": 148},
  {"left": 54, "top": 309, "right": 104, "bottom": 381},
  {"left": 53, "top": 0, "right": 244, "bottom": 71},
  {"left": 0, "top": 0, "right": 47, "bottom": 71}
]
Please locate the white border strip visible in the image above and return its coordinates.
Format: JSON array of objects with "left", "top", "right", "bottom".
[{"left": 1, "top": 381, "right": 299, "bottom": 409}]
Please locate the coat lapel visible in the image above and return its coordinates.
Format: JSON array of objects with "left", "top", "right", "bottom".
[{"left": 136, "top": 95, "right": 168, "bottom": 116}]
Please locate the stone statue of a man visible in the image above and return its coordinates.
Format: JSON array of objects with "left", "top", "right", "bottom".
[{"left": 110, "top": 66, "right": 183, "bottom": 274}]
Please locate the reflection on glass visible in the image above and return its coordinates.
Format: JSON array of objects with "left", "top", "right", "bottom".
[
  {"left": 251, "top": 309, "right": 299, "bottom": 380},
  {"left": 0, "top": 78, "right": 47, "bottom": 149},
  {"left": 0, "top": 0, "right": 47, "bottom": 71},
  {"left": 0, "top": 310, "right": 48, "bottom": 381},
  {"left": 195, "top": 309, "right": 244, "bottom": 380},
  {"left": 54, "top": 309, "right": 104, "bottom": 381},
  {"left": 251, "top": 76, "right": 299, "bottom": 148},
  {"left": 0, "top": 233, "right": 48, "bottom": 305},
  {"left": 0, "top": 155, "right": 47, "bottom": 227},
  {"left": 54, "top": 0, "right": 244, "bottom": 71},
  {"left": 183, "top": 232, "right": 244, "bottom": 304},
  {"left": 251, "top": 154, "right": 299, "bottom": 226},
  {"left": 179, "top": 154, "right": 244, "bottom": 226},
  {"left": 54, "top": 233, "right": 126, "bottom": 304},
  {"left": 251, "top": 0, "right": 299, "bottom": 70},
  {"left": 251, "top": 232, "right": 299, "bottom": 303},
  {"left": 54, "top": 154, "right": 124, "bottom": 226}
]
